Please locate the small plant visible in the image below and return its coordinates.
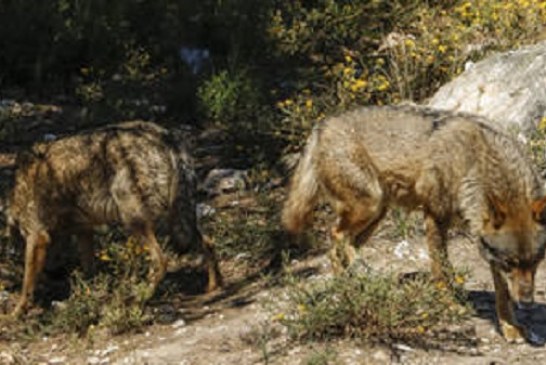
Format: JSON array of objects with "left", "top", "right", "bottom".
[
  {"left": 197, "top": 68, "right": 263, "bottom": 129},
  {"left": 45, "top": 234, "right": 154, "bottom": 337},
  {"left": 46, "top": 271, "right": 107, "bottom": 336},
  {"left": 386, "top": 208, "right": 423, "bottom": 240},
  {"left": 202, "top": 190, "right": 282, "bottom": 263},
  {"left": 305, "top": 347, "right": 338, "bottom": 365},
  {"left": 280, "top": 270, "right": 472, "bottom": 346}
]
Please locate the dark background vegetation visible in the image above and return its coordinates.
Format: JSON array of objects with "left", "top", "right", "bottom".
[{"left": 2, "top": 0, "right": 544, "bottom": 157}]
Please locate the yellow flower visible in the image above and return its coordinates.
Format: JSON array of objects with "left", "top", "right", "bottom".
[
  {"left": 377, "top": 80, "right": 390, "bottom": 91},
  {"left": 99, "top": 252, "right": 112, "bottom": 261},
  {"left": 305, "top": 99, "right": 313, "bottom": 110},
  {"left": 272, "top": 312, "right": 285, "bottom": 321},
  {"left": 455, "top": 275, "right": 465, "bottom": 285},
  {"left": 343, "top": 67, "right": 353, "bottom": 76},
  {"left": 417, "top": 325, "right": 425, "bottom": 334},
  {"left": 438, "top": 45, "right": 447, "bottom": 53},
  {"left": 345, "top": 55, "right": 353, "bottom": 63},
  {"left": 404, "top": 39, "right": 416, "bottom": 48},
  {"left": 350, "top": 79, "right": 367, "bottom": 92},
  {"left": 375, "top": 58, "right": 385, "bottom": 66},
  {"left": 284, "top": 99, "right": 293, "bottom": 106}
]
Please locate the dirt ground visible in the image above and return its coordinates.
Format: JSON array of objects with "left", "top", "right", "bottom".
[
  {"left": 4, "top": 227, "right": 546, "bottom": 364},
  {"left": 99, "top": 235, "right": 546, "bottom": 365}
]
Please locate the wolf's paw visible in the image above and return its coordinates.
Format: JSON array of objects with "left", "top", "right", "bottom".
[
  {"left": 500, "top": 321, "right": 527, "bottom": 344},
  {"left": 500, "top": 320, "right": 546, "bottom": 346}
]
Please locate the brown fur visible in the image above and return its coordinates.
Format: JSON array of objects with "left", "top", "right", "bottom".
[
  {"left": 283, "top": 105, "right": 546, "bottom": 343},
  {"left": 6, "top": 121, "right": 222, "bottom": 316}
]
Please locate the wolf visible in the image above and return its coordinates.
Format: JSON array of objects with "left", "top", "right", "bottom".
[
  {"left": 5, "top": 121, "right": 222, "bottom": 316},
  {"left": 282, "top": 105, "right": 546, "bottom": 343}
]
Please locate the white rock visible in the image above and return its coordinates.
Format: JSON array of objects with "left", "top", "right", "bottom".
[
  {"left": 429, "top": 41, "right": 546, "bottom": 134},
  {"left": 196, "top": 203, "right": 216, "bottom": 219},
  {"left": 48, "top": 357, "right": 66, "bottom": 364},
  {"left": 172, "top": 319, "right": 186, "bottom": 328},
  {"left": 0, "top": 352, "right": 15, "bottom": 365},
  {"left": 392, "top": 343, "right": 414, "bottom": 352},
  {"left": 201, "top": 168, "right": 249, "bottom": 196},
  {"left": 87, "top": 357, "right": 101, "bottom": 365},
  {"left": 393, "top": 240, "right": 411, "bottom": 259}
]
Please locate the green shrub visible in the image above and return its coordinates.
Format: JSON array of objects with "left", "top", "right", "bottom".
[
  {"left": 197, "top": 68, "right": 263, "bottom": 129},
  {"left": 279, "top": 271, "right": 471, "bottom": 344}
]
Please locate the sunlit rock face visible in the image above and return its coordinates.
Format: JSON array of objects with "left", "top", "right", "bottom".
[{"left": 428, "top": 42, "right": 546, "bottom": 134}]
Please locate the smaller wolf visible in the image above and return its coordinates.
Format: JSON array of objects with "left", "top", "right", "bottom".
[
  {"left": 5, "top": 121, "right": 222, "bottom": 316},
  {"left": 283, "top": 105, "right": 546, "bottom": 343}
]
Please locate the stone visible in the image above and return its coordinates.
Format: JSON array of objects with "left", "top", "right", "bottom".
[
  {"left": 201, "top": 168, "right": 249, "bottom": 196},
  {"left": 428, "top": 42, "right": 546, "bottom": 134}
]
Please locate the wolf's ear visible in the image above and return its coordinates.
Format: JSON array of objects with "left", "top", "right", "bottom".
[
  {"left": 486, "top": 194, "right": 507, "bottom": 229},
  {"left": 532, "top": 196, "right": 546, "bottom": 225}
]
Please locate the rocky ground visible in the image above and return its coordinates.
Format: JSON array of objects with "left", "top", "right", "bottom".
[{"left": 4, "top": 217, "right": 546, "bottom": 364}]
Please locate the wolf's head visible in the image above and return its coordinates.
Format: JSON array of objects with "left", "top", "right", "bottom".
[{"left": 478, "top": 195, "right": 546, "bottom": 307}]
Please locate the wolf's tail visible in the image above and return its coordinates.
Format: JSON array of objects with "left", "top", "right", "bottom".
[{"left": 282, "top": 127, "right": 321, "bottom": 234}]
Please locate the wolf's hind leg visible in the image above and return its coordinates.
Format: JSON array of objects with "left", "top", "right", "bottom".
[
  {"left": 329, "top": 198, "right": 386, "bottom": 274},
  {"left": 132, "top": 223, "right": 167, "bottom": 300},
  {"left": 201, "top": 235, "right": 223, "bottom": 292},
  {"left": 13, "top": 230, "right": 51, "bottom": 317}
]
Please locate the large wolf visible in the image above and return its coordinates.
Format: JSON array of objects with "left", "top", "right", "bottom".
[
  {"left": 5, "top": 121, "right": 222, "bottom": 316},
  {"left": 282, "top": 105, "right": 546, "bottom": 343}
]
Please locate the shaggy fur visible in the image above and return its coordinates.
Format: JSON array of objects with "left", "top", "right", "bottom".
[{"left": 7, "top": 121, "right": 222, "bottom": 316}]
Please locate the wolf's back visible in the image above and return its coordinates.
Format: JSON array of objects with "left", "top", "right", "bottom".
[{"left": 282, "top": 127, "right": 321, "bottom": 234}]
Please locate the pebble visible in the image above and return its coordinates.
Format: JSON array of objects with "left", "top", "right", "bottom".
[
  {"left": 372, "top": 349, "right": 390, "bottom": 362},
  {"left": 393, "top": 343, "right": 414, "bottom": 352},
  {"left": 172, "top": 319, "right": 186, "bottom": 328},
  {"left": 87, "top": 357, "right": 101, "bottom": 365},
  {"left": 48, "top": 357, "right": 66, "bottom": 364}
]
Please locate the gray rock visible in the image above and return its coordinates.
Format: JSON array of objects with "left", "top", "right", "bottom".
[
  {"left": 201, "top": 169, "right": 249, "bottom": 196},
  {"left": 196, "top": 203, "right": 216, "bottom": 219},
  {"left": 428, "top": 42, "right": 546, "bottom": 134}
]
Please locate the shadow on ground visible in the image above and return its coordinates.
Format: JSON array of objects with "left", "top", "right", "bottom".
[{"left": 468, "top": 290, "right": 546, "bottom": 346}]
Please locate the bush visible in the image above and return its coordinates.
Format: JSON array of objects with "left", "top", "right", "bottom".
[
  {"left": 279, "top": 271, "right": 472, "bottom": 345},
  {"left": 43, "top": 235, "right": 154, "bottom": 337},
  {"left": 197, "top": 68, "right": 265, "bottom": 130}
]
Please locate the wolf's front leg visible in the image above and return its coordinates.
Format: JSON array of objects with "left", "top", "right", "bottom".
[
  {"left": 329, "top": 226, "right": 356, "bottom": 275},
  {"left": 490, "top": 264, "right": 527, "bottom": 343},
  {"left": 425, "top": 214, "right": 453, "bottom": 284}
]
